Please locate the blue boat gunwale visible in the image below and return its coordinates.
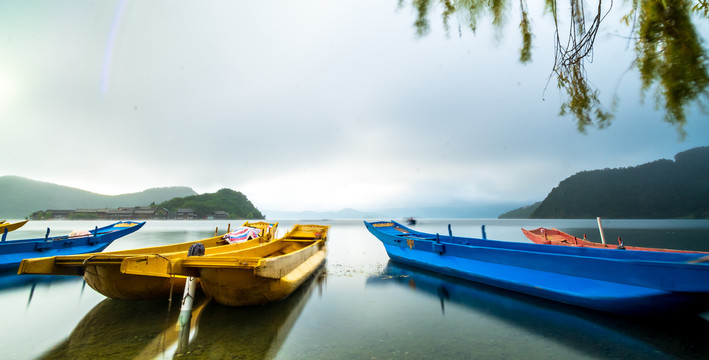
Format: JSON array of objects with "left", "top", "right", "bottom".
[
  {"left": 366, "top": 220, "right": 709, "bottom": 264},
  {"left": 1, "top": 221, "right": 145, "bottom": 245}
]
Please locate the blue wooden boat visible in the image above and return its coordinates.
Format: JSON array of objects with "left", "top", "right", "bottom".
[
  {"left": 0, "top": 221, "right": 145, "bottom": 271},
  {"left": 364, "top": 221, "right": 709, "bottom": 316}
]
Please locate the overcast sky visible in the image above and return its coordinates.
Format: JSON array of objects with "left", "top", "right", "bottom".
[{"left": 2, "top": 1, "right": 708, "bottom": 212}]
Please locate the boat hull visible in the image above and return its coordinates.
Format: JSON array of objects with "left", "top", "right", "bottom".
[
  {"left": 198, "top": 248, "right": 326, "bottom": 306},
  {"left": 79, "top": 235, "right": 269, "bottom": 300},
  {"left": 69, "top": 234, "right": 271, "bottom": 300},
  {"left": 83, "top": 263, "right": 187, "bottom": 300},
  {"left": 365, "top": 221, "right": 709, "bottom": 315}
]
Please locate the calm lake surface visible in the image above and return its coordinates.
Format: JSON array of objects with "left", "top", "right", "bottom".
[{"left": 2, "top": 219, "right": 709, "bottom": 359}]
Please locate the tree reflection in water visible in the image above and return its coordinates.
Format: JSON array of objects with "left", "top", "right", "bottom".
[{"left": 399, "top": 0, "right": 708, "bottom": 136}]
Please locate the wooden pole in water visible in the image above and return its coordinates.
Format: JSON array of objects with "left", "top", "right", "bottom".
[
  {"left": 176, "top": 243, "right": 203, "bottom": 355},
  {"left": 179, "top": 243, "right": 204, "bottom": 327},
  {"left": 597, "top": 217, "right": 607, "bottom": 245}
]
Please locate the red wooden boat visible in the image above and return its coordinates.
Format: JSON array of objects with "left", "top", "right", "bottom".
[{"left": 521, "top": 227, "right": 709, "bottom": 253}]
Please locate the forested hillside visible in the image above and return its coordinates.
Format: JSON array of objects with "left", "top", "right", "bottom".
[
  {"left": 159, "top": 188, "right": 264, "bottom": 219},
  {"left": 530, "top": 147, "right": 709, "bottom": 219}
]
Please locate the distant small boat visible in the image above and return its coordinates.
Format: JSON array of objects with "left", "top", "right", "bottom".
[
  {"left": 121, "top": 224, "right": 329, "bottom": 306},
  {"left": 17, "top": 221, "right": 277, "bottom": 300},
  {"left": 1, "top": 221, "right": 144, "bottom": 271},
  {"left": 0, "top": 220, "right": 29, "bottom": 234},
  {"left": 521, "top": 227, "right": 709, "bottom": 253},
  {"left": 364, "top": 220, "right": 709, "bottom": 315}
]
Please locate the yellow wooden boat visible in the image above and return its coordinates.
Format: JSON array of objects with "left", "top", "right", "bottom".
[
  {"left": 121, "top": 224, "right": 329, "bottom": 306},
  {"left": 18, "top": 221, "right": 277, "bottom": 300},
  {"left": 0, "top": 220, "right": 28, "bottom": 233}
]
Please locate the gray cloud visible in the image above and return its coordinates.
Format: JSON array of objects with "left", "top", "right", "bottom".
[{"left": 2, "top": 0, "right": 707, "bottom": 213}]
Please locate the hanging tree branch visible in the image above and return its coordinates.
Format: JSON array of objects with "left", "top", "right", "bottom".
[{"left": 548, "top": 0, "right": 615, "bottom": 132}]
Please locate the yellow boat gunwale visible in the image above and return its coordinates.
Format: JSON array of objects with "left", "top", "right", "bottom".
[
  {"left": 184, "top": 239, "right": 322, "bottom": 269},
  {"left": 120, "top": 232, "right": 327, "bottom": 279},
  {"left": 17, "top": 233, "right": 229, "bottom": 275}
]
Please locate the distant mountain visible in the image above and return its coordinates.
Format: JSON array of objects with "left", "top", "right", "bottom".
[
  {"left": 263, "top": 203, "right": 525, "bottom": 220},
  {"left": 525, "top": 147, "right": 709, "bottom": 219},
  {"left": 378, "top": 204, "right": 526, "bottom": 219},
  {"left": 498, "top": 202, "right": 542, "bottom": 219},
  {"left": 0, "top": 176, "right": 197, "bottom": 218},
  {"left": 263, "top": 208, "right": 383, "bottom": 220}
]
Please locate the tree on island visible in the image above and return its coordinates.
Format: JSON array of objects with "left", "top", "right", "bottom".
[{"left": 159, "top": 188, "right": 264, "bottom": 220}]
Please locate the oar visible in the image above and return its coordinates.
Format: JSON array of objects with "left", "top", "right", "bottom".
[
  {"left": 596, "top": 217, "right": 607, "bottom": 245},
  {"left": 688, "top": 255, "right": 709, "bottom": 264}
]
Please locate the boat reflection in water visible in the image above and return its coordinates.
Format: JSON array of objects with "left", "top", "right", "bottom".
[
  {"left": 37, "top": 291, "right": 209, "bottom": 360},
  {"left": 367, "top": 261, "right": 709, "bottom": 359},
  {"left": 0, "top": 269, "right": 79, "bottom": 307},
  {"left": 37, "top": 265, "right": 325, "bottom": 360},
  {"left": 175, "top": 265, "right": 325, "bottom": 359},
  {"left": 0, "top": 269, "right": 76, "bottom": 292}
]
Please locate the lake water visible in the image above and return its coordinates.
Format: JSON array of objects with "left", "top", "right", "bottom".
[{"left": 2, "top": 219, "right": 709, "bottom": 359}]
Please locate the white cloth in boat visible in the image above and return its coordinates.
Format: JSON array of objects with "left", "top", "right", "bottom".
[{"left": 223, "top": 227, "right": 261, "bottom": 244}]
